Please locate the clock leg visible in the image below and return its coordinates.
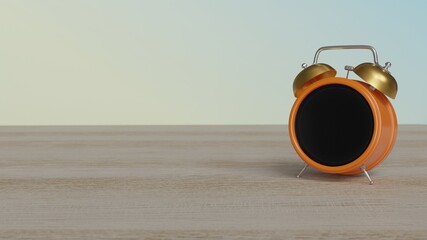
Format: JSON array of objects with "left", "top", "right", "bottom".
[
  {"left": 296, "top": 163, "right": 309, "bottom": 178},
  {"left": 360, "top": 165, "right": 374, "bottom": 185}
]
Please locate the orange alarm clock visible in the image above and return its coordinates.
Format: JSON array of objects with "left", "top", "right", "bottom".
[{"left": 289, "top": 45, "right": 398, "bottom": 184}]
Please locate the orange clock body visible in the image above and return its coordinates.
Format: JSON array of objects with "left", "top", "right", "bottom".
[{"left": 289, "top": 77, "right": 397, "bottom": 175}]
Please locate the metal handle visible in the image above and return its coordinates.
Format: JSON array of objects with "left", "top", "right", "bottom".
[{"left": 313, "top": 45, "right": 379, "bottom": 65}]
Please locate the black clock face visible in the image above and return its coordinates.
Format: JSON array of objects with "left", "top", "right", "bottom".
[{"left": 295, "top": 84, "right": 374, "bottom": 167}]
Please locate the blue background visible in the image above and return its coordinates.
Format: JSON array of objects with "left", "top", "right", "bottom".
[{"left": 1, "top": 0, "right": 425, "bottom": 124}]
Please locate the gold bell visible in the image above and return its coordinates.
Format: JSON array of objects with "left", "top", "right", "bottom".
[
  {"left": 353, "top": 62, "right": 398, "bottom": 99},
  {"left": 293, "top": 63, "right": 336, "bottom": 97}
]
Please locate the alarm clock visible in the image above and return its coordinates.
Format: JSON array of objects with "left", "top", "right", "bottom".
[{"left": 289, "top": 45, "right": 398, "bottom": 184}]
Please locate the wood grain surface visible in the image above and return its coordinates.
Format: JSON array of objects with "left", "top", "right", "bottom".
[{"left": 0, "top": 125, "right": 426, "bottom": 239}]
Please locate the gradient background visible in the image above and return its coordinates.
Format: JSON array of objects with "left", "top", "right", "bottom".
[{"left": 1, "top": 0, "right": 426, "bottom": 125}]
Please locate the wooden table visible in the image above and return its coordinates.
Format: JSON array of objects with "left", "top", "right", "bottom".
[{"left": 0, "top": 125, "right": 426, "bottom": 239}]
